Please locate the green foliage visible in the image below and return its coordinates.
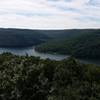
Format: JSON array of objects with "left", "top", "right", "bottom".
[
  {"left": 0, "top": 53, "right": 100, "bottom": 100},
  {"left": 0, "top": 28, "right": 100, "bottom": 59},
  {"left": 0, "top": 28, "right": 49, "bottom": 47},
  {"left": 36, "top": 29, "right": 100, "bottom": 59}
]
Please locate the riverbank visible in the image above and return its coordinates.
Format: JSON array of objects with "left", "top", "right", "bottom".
[{"left": 0, "top": 47, "right": 99, "bottom": 66}]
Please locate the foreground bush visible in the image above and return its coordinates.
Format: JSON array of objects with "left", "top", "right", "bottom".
[{"left": 0, "top": 53, "right": 100, "bottom": 100}]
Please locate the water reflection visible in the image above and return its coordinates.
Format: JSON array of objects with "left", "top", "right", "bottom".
[
  {"left": 0, "top": 47, "right": 67, "bottom": 60},
  {"left": 0, "top": 47, "right": 99, "bottom": 65}
]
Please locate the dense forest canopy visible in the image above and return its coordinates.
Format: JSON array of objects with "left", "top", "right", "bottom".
[
  {"left": 0, "top": 28, "right": 100, "bottom": 60},
  {"left": 0, "top": 28, "right": 49, "bottom": 47},
  {"left": 0, "top": 29, "right": 100, "bottom": 100},
  {"left": 36, "top": 29, "right": 100, "bottom": 59},
  {"left": 0, "top": 53, "right": 100, "bottom": 100}
]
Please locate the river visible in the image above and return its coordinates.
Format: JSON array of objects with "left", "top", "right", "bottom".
[{"left": 0, "top": 47, "right": 99, "bottom": 66}]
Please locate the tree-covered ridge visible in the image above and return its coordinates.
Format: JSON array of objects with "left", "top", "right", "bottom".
[
  {"left": 42, "top": 29, "right": 100, "bottom": 39},
  {"left": 0, "top": 53, "right": 100, "bottom": 100},
  {"left": 0, "top": 28, "right": 99, "bottom": 48},
  {"left": 0, "top": 28, "right": 49, "bottom": 47},
  {"left": 36, "top": 29, "right": 100, "bottom": 59},
  {"left": 0, "top": 28, "right": 100, "bottom": 59}
]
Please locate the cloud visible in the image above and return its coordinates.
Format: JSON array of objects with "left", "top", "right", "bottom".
[
  {"left": 88, "top": 0, "right": 100, "bottom": 6},
  {"left": 0, "top": 0, "right": 99, "bottom": 29}
]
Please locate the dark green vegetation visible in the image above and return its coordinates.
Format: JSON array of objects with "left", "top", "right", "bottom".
[
  {"left": 0, "top": 28, "right": 100, "bottom": 59},
  {"left": 0, "top": 53, "right": 100, "bottom": 100},
  {"left": 36, "top": 29, "right": 100, "bottom": 59},
  {"left": 0, "top": 28, "right": 49, "bottom": 47}
]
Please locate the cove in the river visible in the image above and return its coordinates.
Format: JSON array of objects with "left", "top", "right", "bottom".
[
  {"left": 0, "top": 47, "right": 67, "bottom": 61},
  {"left": 0, "top": 47, "right": 99, "bottom": 66}
]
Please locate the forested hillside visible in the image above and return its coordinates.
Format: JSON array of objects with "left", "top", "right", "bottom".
[
  {"left": 0, "top": 28, "right": 49, "bottom": 47},
  {"left": 41, "top": 29, "right": 100, "bottom": 39},
  {"left": 0, "top": 53, "right": 100, "bottom": 100},
  {"left": 36, "top": 29, "right": 100, "bottom": 59},
  {"left": 0, "top": 28, "right": 100, "bottom": 59}
]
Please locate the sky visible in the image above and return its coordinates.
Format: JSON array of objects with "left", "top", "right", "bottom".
[{"left": 0, "top": 0, "right": 100, "bottom": 29}]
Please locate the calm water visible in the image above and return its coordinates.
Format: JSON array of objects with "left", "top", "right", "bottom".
[
  {"left": 0, "top": 47, "right": 99, "bottom": 65},
  {"left": 0, "top": 47, "right": 67, "bottom": 60}
]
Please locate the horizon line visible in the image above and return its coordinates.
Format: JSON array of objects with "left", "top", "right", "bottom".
[{"left": 0, "top": 27, "right": 100, "bottom": 30}]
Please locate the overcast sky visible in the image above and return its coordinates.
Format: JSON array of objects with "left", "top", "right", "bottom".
[{"left": 0, "top": 0, "right": 100, "bottom": 29}]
